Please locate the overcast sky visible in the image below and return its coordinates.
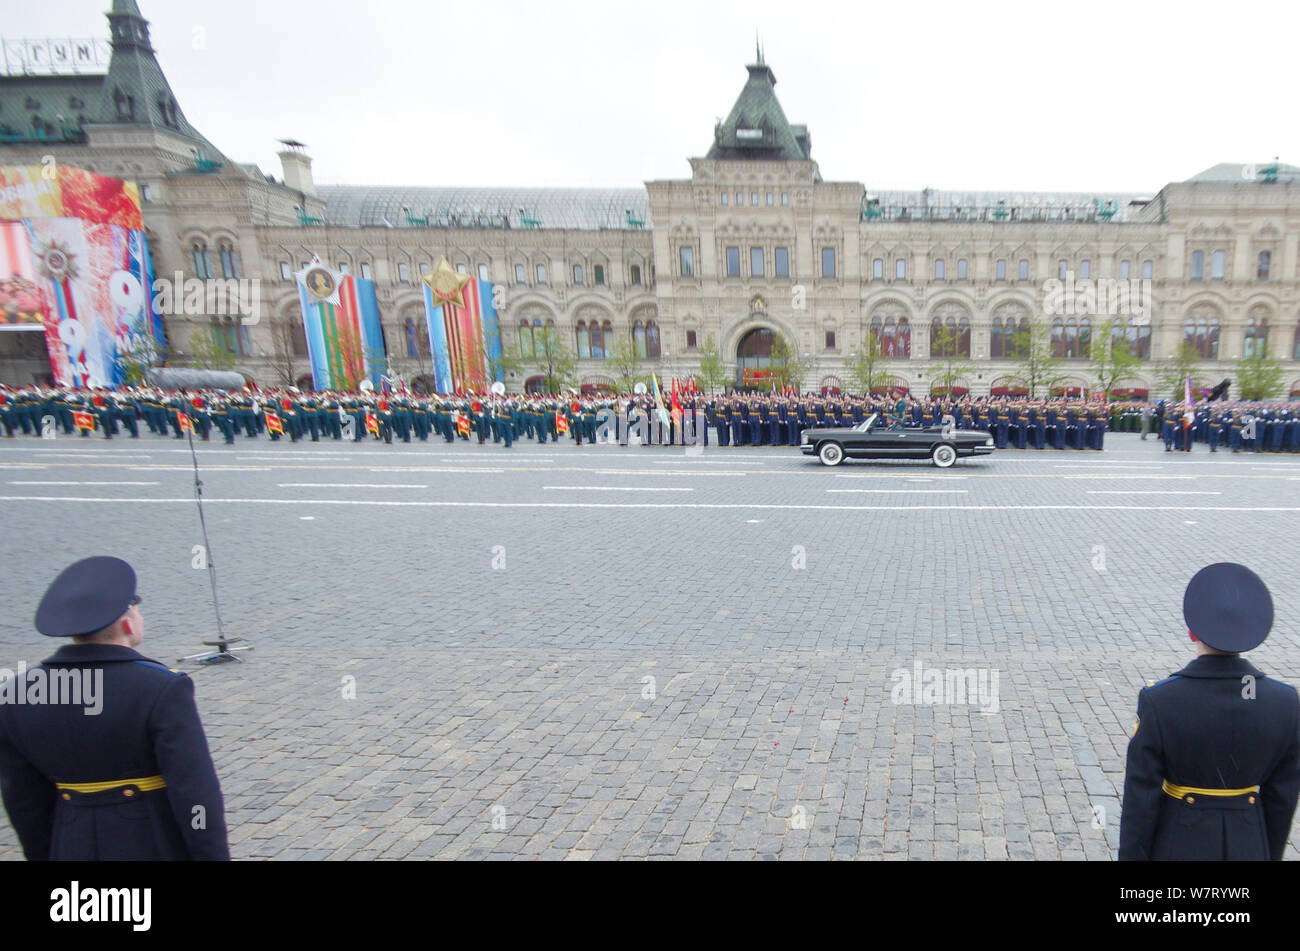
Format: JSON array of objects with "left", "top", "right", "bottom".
[{"left": 9, "top": 0, "right": 1299, "bottom": 194}]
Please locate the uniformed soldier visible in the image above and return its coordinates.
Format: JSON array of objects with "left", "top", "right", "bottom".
[
  {"left": 0, "top": 557, "right": 229, "bottom": 860},
  {"left": 1119, "top": 563, "right": 1299, "bottom": 861}
]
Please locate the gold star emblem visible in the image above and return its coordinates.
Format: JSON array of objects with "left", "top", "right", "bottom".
[{"left": 423, "top": 257, "right": 472, "bottom": 309}]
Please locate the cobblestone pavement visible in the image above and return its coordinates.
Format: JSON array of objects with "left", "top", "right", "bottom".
[{"left": 0, "top": 431, "right": 1297, "bottom": 860}]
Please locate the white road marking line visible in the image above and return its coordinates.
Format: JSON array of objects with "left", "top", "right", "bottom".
[
  {"left": 130, "top": 466, "right": 270, "bottom": 472},
  {"left": 1, "top": 497, "right": 1295, "bottom": 513},
  {"left": 1055, "top": 464, "right": 1164, "bottom": 469},
  {"left": 0, "top": 465, "right": 47, "bottom": 469},
  {"left": 8, "top": 481, "right": 160, "bottom": 486},
  {"left": 543, "top": 486, "right": 695, "bottom": 492},
  {"left": 300, "top": 516, "right": 316, "bottom": 520},
  {"left": 827, "top": 489, "right": 969, "bottom": 494},
  {"left": 1064, "top": 475, "right": 1197, "bottom": 480},
  {"left": 1087, "top": 490, "right": 1221, "bottom": 496},
  {"left": 276, "top": 483, "right": 428, "bottom": 489},
  {"left": 366, "top": 467, "right": 504, "bottom": 474},
  {"left": 1184, "top": 521, "right": 1198, "bottom": 525},
  {"left": 835, "top": 473, "right": 968, "bottom": 479}
]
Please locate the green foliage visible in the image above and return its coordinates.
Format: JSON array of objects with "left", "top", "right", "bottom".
[
  {"left": 1003, "top": 317, "right": 1067, "bottom": 399},
  {"left": 534, "top": 326, "right": 578, "bottom": 393},
  {"left": 695, "top": 335, "right": 729, "bottom": 394},
  {"left": 926, "top": 323, "right": 978, "bottom": 395},
  {"left": 1236, "top": 342, "right": 1285, "bottom": 401},
  {"left": 1089, "top": 316, "right": 1142, "bottom": 400},
  {"left": 769, "top": 333, "right": 808, "bottom": 392},
  {"left": 184, "top": 322, "right": 237, "bottom": 372},
  {"left": 1156, "top": 341, "right": 1203, "bottom": 399},
  {"left": 607, "top": 337, "right": 643, "bottom": 393},
  {"left": 847, "top": 332, "right": 886, "bottom": 396}
]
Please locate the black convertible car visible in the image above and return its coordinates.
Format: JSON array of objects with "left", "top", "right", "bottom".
[{"left": 800, "top": 413, "right": 995, "bottom": 467}]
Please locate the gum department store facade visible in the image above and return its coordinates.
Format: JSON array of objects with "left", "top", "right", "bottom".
[{"left": 3, "top": 1, "right": 1300, "bottom": 398}]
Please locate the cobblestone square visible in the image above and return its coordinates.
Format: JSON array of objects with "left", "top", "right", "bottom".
[{"left": 0, "top": 432, "right": 1296, "bottom": 859}]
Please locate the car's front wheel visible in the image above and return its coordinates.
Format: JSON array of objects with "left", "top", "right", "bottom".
[
  {"left": 932, "top": 443, "right": 957, "bottom": 468},
  {"left": 818, "top": 442, "right": 844, "bottom": 467}
]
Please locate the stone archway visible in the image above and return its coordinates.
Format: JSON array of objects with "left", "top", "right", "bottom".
[{"left": 735, "top": 327, "right": 778, "bottom": 390}]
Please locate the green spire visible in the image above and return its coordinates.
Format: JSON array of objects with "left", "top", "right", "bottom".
[{"left": 706, "top": 54, "right": 810, "bottom": 162}]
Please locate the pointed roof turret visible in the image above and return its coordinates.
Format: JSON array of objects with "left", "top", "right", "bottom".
[
  {"left": 706, "top": 54, "right": 810, "bottom": 162},
  {"left": 92, "top": 0, "right": 223, "bottom": 157}
]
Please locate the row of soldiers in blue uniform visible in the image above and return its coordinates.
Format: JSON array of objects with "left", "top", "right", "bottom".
[
  {"left": 0, "top": 385, "right": 1129, "bottom": 450},
  {"left": 1154, "top": 400, "right": 1300, "bottom": 453}
]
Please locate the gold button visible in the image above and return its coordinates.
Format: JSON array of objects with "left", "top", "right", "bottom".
[
  {"left": 1249, "top": 796, "right": 1256, "bottom": 805},
  {"left": 1186, "top": 795, "right": 1195, "bottom": 804},
  {"left": 61, "top": 792, "right": 71, "bottom": 801},
  {"left": 123, "top": 788, "right": 135, "bottom": 797}
]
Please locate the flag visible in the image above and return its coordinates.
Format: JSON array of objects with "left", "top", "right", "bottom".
[
  {"left": 178, "top": 413, "right": 194, "bottom": 434},
  {"left": 455, "top": 413, "right": 470, "bottom": 437},
  {"left": 296, "top": 256, "right": 384, "bottom": 391},
  {"left": 1184, "top": 377, "right": 1195, "bottom": 428},
  {"left": 556, "top": 412, "right": 569, "bottom": 434},
  {"left": 650, "top": 373, "right": 670, "bottom": 428},
  {"left": 366, "top": 413, "right": 380, "bottom": 437},
  {"left": 265, "top": 411, "right": 283, "bottom": 435},
  {"left": 422, "top": 258, "right": 502, "bottom": 396},
  {"left": 670, "top": 377, "right": 682, "bottom": 425},
  {"left": 73, "top": 411, "right": 94, "bottom": 431}
]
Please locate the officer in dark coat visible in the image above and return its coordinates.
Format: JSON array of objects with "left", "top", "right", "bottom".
[
  {"left": 0, "top": 557, "right": 229, "bottom": 860},
  {"left": 1119, "top": 563, "right": 1299, "bottom": 861}
]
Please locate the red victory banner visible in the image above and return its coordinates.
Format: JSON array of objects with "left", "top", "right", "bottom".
[
  {"left": 178, "top": 413, "right": 194, "bottom": 434},
  {"left": 265, "top": 411, "right": 284, "bottom": 435},
  {"left": 555, "top": 412, "right": 569, "bottom": 434},
  {"left": 73, "top": 411, "right": 95, "bottom": 431},
  {"left": 455, "top": 413, "right": 470, "bottom": 437},
  {"left": 365, "top": 413, "right": 380, "bottom": 437}
]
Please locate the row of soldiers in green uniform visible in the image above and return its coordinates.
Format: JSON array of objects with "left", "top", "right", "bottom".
[{"left": 0, "top": 385, "right": 1146, "bottom": 451}]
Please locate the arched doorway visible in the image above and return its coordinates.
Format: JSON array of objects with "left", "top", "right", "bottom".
[
  {"left": 736, "top": 327, "right": 776, "bottom": 390},
  {"left": 524, "top": 375, "right": 547, "bottom": 395}
]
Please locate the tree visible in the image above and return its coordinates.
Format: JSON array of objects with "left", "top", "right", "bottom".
[
  {"left": 267, "top": 314, "right": 303, "bottom": 387},
  {"left": 847, "top": 332, "right": 886, "bottom": 396},
  {"left": 769, "top": 333, "right": 809, "bottom": 392},
  {"left": 184, "top": 321, "right": 238, "bottom": 372},
  {"left": 1156, "top": 341, "right": 1203, "bottom": 399},
  {"left": 534, "top": 325, "right": 577, "bottom": 393},
  {"left": 1089, "top": 316, "right": 1142, "bottom": 400},
  {"left": 607, "top": 337, "right": 643, "bottom": 393},
  {"left": 926, "top": 323, "right": 978, "bottom": 396},
  {"left": 486, "top": 345, "right": 523, "bottom": 388},
  {"left": 695, "top": 334, "right": 729, "bottom": 394},
  {"left": 1236, "top": 341, "right": 1285, "bottom": 401},
  {"left": 1003, "top": 317, "right": 1067, "bottom": 398}
]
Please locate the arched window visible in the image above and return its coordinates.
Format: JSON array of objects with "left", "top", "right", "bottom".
[
  {"left": 192, "top": 242, "right": 211, "bottom": 279},
  {"left": 519, "top": 319, "right": 534, "bottom": 359},
  {"left": 645, "top": 321, "right": 661, "bottom": 359},
  {"left": 930, "top": 317, "right": 944, "bottom": 357},
  {"left": 1191, "top": 250, "right": 1204, "bottom": 280},
  {"left": 576, "top": 321, "right": 591, "bottom": 359},
  {"left": 291, "top": 319, "right": 308, "bottom": 357},
  {"left": 990, "top": 316, "right": 1005, "bottom": 359},
  {"left": 630, "top": 264, "right": 642, "bottom": 286},
  {"left": 897, "top": 317, "right": 911, "bottom": 358},
  {"left": 633, "top": 320, "right": 647, "bottom": 359},
  {"left": 1258, "top": 251, "right": 1271, "bottom": 281},
  {"left": 957, "top": 316, "right": 971, "bottom": 357},
  {"left": 1051, "top": 318, "right": 1065, "bottom": 358},
  {"left": 595, "top": 321, "right": 611, "bottom": 360},
  {"left": 1063, "top": 318, "right": 1079, "bottom": 359},
  {"left": 1244, "top": 315, "right": 1270, "bottom": 358},
  {"left": 218, "top": 241, "right": 238, "bottom": 279},
  {"left": 882, "top": 317, "right": 896, "bottom": 357},
  {"left": 1077, "top": 317, "right": 1092, "bottom": 359},
  {"left": 404, "top": 318, "right": 418, "bottom": 358},
  {"left": 870, "top": 316, "right": 883, "bottom": 352},
  {"left": 1183, "top": 313, "right": 1221, "bottom": 359}
]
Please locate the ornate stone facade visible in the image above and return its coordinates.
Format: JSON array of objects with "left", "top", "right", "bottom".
[{"left": 3, "top": 4, "right": 1299, "bottom": 396}]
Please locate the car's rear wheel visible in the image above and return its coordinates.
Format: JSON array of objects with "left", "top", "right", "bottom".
[
  {"left": 932, "top": 443, "right": 957, "bottom": 468},
  {"left": 818, "top": 442, "right": 844, "bottom": 467}
]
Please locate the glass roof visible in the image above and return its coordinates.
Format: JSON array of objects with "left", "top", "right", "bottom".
[{"left": 315, "top": 186, "right": 652, "bottom": 231}]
